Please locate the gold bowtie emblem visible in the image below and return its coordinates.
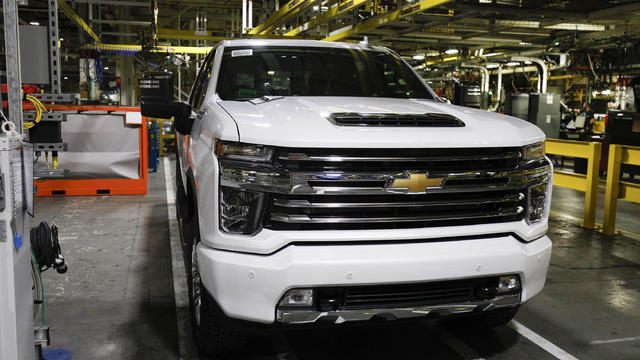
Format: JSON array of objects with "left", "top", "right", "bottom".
[{"left": 390, "top": 173, "right": 443, "bottom": 193}]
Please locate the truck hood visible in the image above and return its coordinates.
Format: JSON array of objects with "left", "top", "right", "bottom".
[{"left": 217, "top": 97, "right": 545, "bottom": 148}]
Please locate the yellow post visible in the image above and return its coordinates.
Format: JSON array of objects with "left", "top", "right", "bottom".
[
  {"left": 583, "top": 142, "right": 602, "bottom": 229},
  {"left": 603, "top": 144, "right": 622, "bottom": 235}
]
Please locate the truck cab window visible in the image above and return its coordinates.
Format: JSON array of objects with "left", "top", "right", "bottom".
[
  {"left": 216, "top": 47, "right": 432, "bottom": 100},
  {"left": 189, "top": 51, "right": 215, "bottom": 110}
]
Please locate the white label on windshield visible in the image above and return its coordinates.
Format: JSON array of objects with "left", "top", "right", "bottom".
[{"left": 232, "top": 49, "right": 253, "bottom": 57}]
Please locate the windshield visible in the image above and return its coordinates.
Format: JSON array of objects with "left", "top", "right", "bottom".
[{"left": 216, "top": 46, "right": 433, "bottom": 100}]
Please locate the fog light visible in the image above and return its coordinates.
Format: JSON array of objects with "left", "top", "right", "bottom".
[
  {"left": 498, "top": 275, "right": 521, "bottom": 294},
  {"left": 279, "top": 289, "right": 314, "bottom": 307}
]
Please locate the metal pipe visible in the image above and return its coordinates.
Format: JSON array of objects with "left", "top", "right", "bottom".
[
  {"left": 497, "top": 65, "right": 503, "bottom": 109},
  {"left": 178, "top": 67, "right": 182, "bottom": 102},
  {"left": 242, "top": 0, "right": 247, "bottom": 34},
  {"left": 91, "top": 19, "right": 151, "bottom": 26},
  {"left": 461, "top": 64, "right": 489, "bottom": 92},
  {"left": 511, "top": 56, "right": 548, "bottom": 93},
  {"left": 248, "top": 0, "right": 253, "bottom": 29}
]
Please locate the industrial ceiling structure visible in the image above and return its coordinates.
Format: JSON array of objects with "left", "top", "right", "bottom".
[{"left": 14, "top": 1, "right": 640, "bottom": 55}]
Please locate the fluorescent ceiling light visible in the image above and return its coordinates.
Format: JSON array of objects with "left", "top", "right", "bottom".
[
  {"left": 413, "top": 55, "right": 425, "bottom": 60},
  {"left": 445, "top": 49, "right": 458, "bottom": 55},
  {"left": 546, "top": 23, "right": 605, "bottom": 31},
  {"left": 496, "top": 20, "right": 539, "bottom": 29},
  {"left": 518, "top": 41, "right": 531, "bottom": 46},
  {"left": 29, "top": 21, "right": 39, "bottom": 26},
  {"left": 485, "top": 64, "right": 499, "bottom": 69},
  {"left": 104, "top": 66, "right": 109, "bottom": 70},
  {"left": 506, "top": 62, "right": 519, "bottom": 66},
  {"left": 482, "top": 52, "right": 503, "bottom": 57},
  {"left": 524, "top": 60, "right": 532, "bottom": 65},
  {"left": 312, "top": 5, "right": 319, "bottom": 11}
]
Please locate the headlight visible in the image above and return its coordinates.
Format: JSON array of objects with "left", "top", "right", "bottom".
[
  {"left": 523, "top": 141, "right": 545, "bottom": 161},
  {"left": 215, "top": 141, "right": 274, "bottom": 162},
  {"left": 526, "top": 181, "right": 549, "bottom": 224},
  {"left": 220, "top": 166, "right": 290, "bottom": 192},
  {"left": 219, "top": 187, "right": 266, "bottom": 235},
  {"left": 216, "top": 141, "right": 286, "bottom": 235}
]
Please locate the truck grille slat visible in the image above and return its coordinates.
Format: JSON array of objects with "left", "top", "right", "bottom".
[
  {"left": 271, "top": 206, "right": 524, "bottom": 224},
  {"left": 273, "top": 193, "right": 524, "bottom": 209},
  {"left": 263, "top": 147, "right": 547, "bottom": 231}
]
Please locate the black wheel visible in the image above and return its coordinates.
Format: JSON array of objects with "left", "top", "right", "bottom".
[
  {"left": 455, "top": 306, "right": 520, "bottom": 329},
  {"left": 181, "top": 192, "right": 246, "bottom": 357},
  {"left": 187, "top": 242, "right": 247, "bottom": 357}
]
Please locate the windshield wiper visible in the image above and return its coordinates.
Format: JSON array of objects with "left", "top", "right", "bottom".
[
  {"left": 248, "top": 95, "right": 285, "bottom": 104},
  {"left": 229, "top": 95, "right": 285, "bottom": 104}
]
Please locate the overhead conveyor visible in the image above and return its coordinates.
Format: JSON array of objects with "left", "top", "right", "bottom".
[
  {"left": 322, "top": 0, "right": 453, "bottom": 42},
  {"left": 285, "top": 0, "right": 368, "bottom": 36},
  {"left": 249, "top": 0, "right": 321, "bottom": 35}
]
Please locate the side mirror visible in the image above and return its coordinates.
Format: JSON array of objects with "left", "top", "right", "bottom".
[
  {"left": 140, "top": 71, "right": 193, "bottom": 135},
  {"left": 174, "top": 115, "right": 194, "bottom": 135},
  {"left": 141, "top": 100, "right": 191, "bottom": 119}
]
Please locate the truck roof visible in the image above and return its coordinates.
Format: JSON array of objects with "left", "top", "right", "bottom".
[{"left": 218, "top": 39, "right": 388, "bottom": 52}]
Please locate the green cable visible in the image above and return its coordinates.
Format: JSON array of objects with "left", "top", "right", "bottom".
[{"left": 30, "top": 248, "right": 45, "bottom": 326}]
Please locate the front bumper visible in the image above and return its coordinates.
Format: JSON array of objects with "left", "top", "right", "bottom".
[{"left": 197, "top": 234, "right": 551, "bottom": 324}]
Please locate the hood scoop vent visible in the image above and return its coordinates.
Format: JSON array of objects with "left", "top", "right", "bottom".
[{"left": 328, "top": 113, "right": 465, "bottom": 127}]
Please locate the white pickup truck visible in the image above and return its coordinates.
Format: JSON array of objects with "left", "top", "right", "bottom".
[{"left": 142, "top": 39, "right": 552, "bottom": 356}]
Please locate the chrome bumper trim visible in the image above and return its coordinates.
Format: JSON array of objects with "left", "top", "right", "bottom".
[{"left": 276, "top": 293, "right": 520, "bottom": 324}]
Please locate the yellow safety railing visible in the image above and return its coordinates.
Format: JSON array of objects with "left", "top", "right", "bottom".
[
  {"left": 545, "top": 139, "right": 602, "bottom": 229},
  {"left": 147, "top": 118, "right": 176, "bottom": 157},
  {"left": 602, "top": 144, "right": 640, "bottom": 235}
]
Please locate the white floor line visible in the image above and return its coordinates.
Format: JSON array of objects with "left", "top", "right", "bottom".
[
  {"left": 437, "top": 329, "right": 485, "bottom": 360},
  {"left": 509, "top": 320, "right": 578, "bottom": 360},
  {"left": 164, "top": 157, "right": 199, "bottom": 360},
  {"left": 590, "top": 335, "right": 640, "bottom": 345}
]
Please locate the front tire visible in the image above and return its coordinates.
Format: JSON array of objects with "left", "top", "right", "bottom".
[{"left": 187, "top": 243, "right": 246, "bottom": 357}]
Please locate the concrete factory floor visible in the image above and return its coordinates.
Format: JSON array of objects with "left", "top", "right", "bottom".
[{"left": 33, "top": 158, "right": 640, "bottom": 360}]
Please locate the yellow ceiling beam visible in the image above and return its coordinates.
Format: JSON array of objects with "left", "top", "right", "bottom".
[
  {"left": 285, "top": 0, "right": 367, "bottom": 36},
  {"left": 58, "top": 0, "right": 101, "bottom": 43},
  {"left": 82, "top": 43, "right": 213, "bottom": 55},
  {"left": 249, "top": 0, "right": 319, "bottom": 35},
  {"left": 322, "top": 0, "right": 452, "bottom": 42}
]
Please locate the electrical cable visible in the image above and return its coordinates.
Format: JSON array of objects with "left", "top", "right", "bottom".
[
  {"left": 23, "top": 94, "right": 50, "bottom": 130},
  {"left": 30, "top": 248, "right": 45, "bottom": 325},
  {"left": 30, "top": 222, "right": 67, "bottom": 274},
  {"left": 587, "top": 53, "right": 601, "bottom": 83}
]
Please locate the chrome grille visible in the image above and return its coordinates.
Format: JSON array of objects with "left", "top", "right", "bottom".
[
  {"left": 277, "top": 147, "right": 522, "bottom": 173},
  {"left": 266, "top": 190, "right": 526, "bottom": 230},
  {"left": 328, "top": 113, "right": 465, "bottom": 127},
  {"left": 261, "top": 147, "right": 548, "bottom": 231}
]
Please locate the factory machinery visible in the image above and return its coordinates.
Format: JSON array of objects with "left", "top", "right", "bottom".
[{"left": 1, "top": 0, "right": 68, "bottom": 359}]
